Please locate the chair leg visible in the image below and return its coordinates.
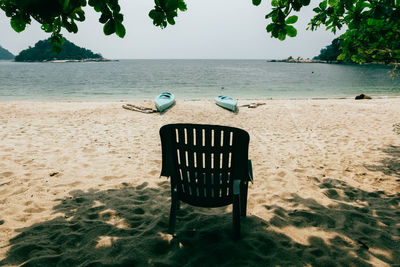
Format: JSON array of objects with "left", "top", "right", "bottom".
[
  {"left": 169, "top": 188, "right": 178, "bottom": 234},
  {"left": 169, "top": 199, "right": 176, "bottom": 234},
  {"left": 233, "top": 194, "right": 240, "bottom": 240},
  {"left": 240, "top": 181, "right": 248, "bottom": 217}
]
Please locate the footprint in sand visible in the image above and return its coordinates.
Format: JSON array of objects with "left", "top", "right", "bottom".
[
  {"left": 136, "top": 182, "right": 148, "bottom": 190},
  {"left": 277, "top": 171, "right": 287, "bottom": 177},
  {"left": 83, "top": 147, "right": 96, "bottom": 153},
  {"left": 153, "top": 159, "right": 162, "bottom": 165},
  {"left": 156, "top": 181, "right": 169, "bottom": 188},
  {"left": 149, "top": 169, "right": 159, "bottom": 176},
  {"left": 0, "top": 171, "right": 13, "bottom": 178},
  {"left": 23, "top": 206, "right": 46, "bottom": 213},
  {"left": 102, "top": 175, "right": 118, "bottom": 181}
]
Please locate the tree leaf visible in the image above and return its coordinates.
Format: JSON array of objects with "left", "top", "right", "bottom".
[
  {"left": 149, "top": 10, "right": 157, "bottom": 19},
  {"left": 313, "top": 7, "right": 322, "bottom": 13},
  {"left": 114, "top": 13, "right": 123, "bottom": 23},
  {"left": 278, "top": 32, "right": 286, "bottom": 40},
  {"left": 285, "top": 15, "right": 298, "bottom": 24},
  {"left": 99, "top": 13, "right": 109, "bottom": 23},
  {"left": 10, "top": 16, "right": 26, "bottom": 32},
  {"left": 166, "top": 0, "right": 178, "bottom": 11},
  {"left": 73, "top": 9, "right": 85, "bottom": 21},
  {"left": 41, "top": 23, "right": 53, "bottom": 33},
  {"left": 292, "top": 0, "right": 302, "bottom": 11},
  {"left": 277, "top": 9, "right": 285, "bottom": 22},
  {"left": 178, "top": 0, "right": 187, "bottom": 11},
  {"left": 265, "top": 10, "right": 276, "bottom": 19},
  {"left": 252, "top": 0, "right": 262, "bottom": 6},
  {"left": 63, "top": 0, "right": 71, "bottom": 12},
  {"left": 103, "top": 19, "right": 115, "bottom": 35},
  {"left": 167, "top": 16, "right": 175, "bottom": 25},
  {"left": 328, "top": 0, "right": 337, "bottom": 6},
  {"left": 64, "top": 19, "right": 78, "bottom": 33},
  {"left": 285, "top": 25, "right": 297, "bottom": 37},
  {"left": 319, "top": 0, "right": 327, "bottom": 10},
  {"left": 271, "top": 0, "right": 278, "bottom": 7},
  {"left": 115, "top": 21, "right": 126, "bottom": 37},
  {"left": 266, "top": 23, "right": 275, "bottom": 32}
]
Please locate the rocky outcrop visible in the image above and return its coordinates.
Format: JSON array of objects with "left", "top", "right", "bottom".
[{"left": 355, "top": 94, "right": 372, "bottom": 100}]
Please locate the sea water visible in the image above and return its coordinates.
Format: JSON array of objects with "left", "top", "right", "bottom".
[{"left": 0, "top": 59, "right": 399, "bottom": 101}]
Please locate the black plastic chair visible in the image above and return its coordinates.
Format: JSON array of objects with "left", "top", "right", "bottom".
[{"left": 160, "top": 123, "right": 253, "bottom": 239}]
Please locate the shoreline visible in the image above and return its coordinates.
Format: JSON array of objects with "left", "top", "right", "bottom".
[
  {"left": 1, "top": 99, "right": 399, "bottom": 266},
  {"left": 1, "top": 95, "right": 400, "bottom": 102}
]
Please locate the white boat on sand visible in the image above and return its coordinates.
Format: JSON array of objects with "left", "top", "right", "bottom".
[
  {"left": 215, "top": 95, "right": 238, "bottom": 113},
  {"left": 155, "top": 92, "right": 175, "bottom": 113}
]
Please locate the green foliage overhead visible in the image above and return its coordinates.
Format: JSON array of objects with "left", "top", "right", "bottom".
[
  {"left": 1, "top": 0, "right": 399, "bottom": 64},
  {"left": 0, "top": 45, "right": 14, "bottom": 60},
  {"left": 14, "top": 38, "right": 102, "bottom": 62},
  {"left": 308, "top": 0, "right": 400, "bottom": 64}
]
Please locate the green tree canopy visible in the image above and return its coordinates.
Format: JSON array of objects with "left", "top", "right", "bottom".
[
  {"left": 14, "top": 38, "right": 101, "bottom": 62},
  {"left": 314, "top": 38, "right": 343, "bottom": 62},
  {"left": 1, "top": 0, "right": 399, "bottom": 63}
]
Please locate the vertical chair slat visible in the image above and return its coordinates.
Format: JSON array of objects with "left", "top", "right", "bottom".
[
  {"left": 213, "top": 130, "right": 221, "bottom": 168},
  {"left": 185, "top": 128, "right": 197, "bottom": 196},
  {"left": 200, "top": 129, "right": 211, "bottom": 198},
  {"left": 187, "top": 126, "right": 194, "bottom": 146},
  {"left": 177, "top": 129, "right": 190, "bottom": 195},
  {"left": 186, "top": 128, "right": 196, "bottom": 197},
  {"left": 196, "top": 142, "right": 205, "bottom": 197},
  {"left": 219, "top": 171, "right": 228, "bottom": 198},
  {"left": 220, "top": 129, "right": 231, "bottom": 197},
  {"left": 212, "top": 129, "right": 221, "bottom": 199},
  {"left": 199, "top": 172, "right": 207, "bottom": 198},
  {"left": 195, "top": 127, "right": 203, "bottom": 171},
  {"left": 205, "top": 128, "right": 212, "bottom": 148},
  {"left": 204, "top": 129, "right": 212, "bottom": 171},
  {"left": 221, "top": 129, "right": 233, "bottom": 197}
]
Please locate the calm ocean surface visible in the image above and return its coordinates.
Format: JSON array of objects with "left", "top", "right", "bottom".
[{"left": 0, "top": 59, "right": 399, "bottom": 101}]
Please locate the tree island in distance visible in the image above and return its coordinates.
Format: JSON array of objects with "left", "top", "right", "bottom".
[
  {"left": 11, "top": 38, "right": 112, "bottom": 62},
  {"left": 0, "top": 45, "right": 15, "bottom": 60}
]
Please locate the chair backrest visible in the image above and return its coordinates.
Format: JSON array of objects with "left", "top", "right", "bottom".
[{"left": 160, "top": 124, "right": 250, "bottom": 207}]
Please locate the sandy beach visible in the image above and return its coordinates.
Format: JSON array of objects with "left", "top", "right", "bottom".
[{"left": 0, "top": 98, "right": 399, "bottom": 266}]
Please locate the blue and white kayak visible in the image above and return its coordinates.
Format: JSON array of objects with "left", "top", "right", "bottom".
[
  {"left": 154, "top": 92, "right": 175, "bottom": 113},
  {"left": 215, "top": 95, "right": 238, "bottom": 113}
]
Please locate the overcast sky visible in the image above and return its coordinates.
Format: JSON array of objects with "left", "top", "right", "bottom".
[{"left": 0, "top": 0, "right": 341, "bottom": 59}]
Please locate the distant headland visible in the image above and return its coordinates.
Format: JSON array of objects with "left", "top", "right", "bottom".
[
  {"left": 268, "top": 38, "right": 344, "bottom": 64},
  {"left": 267, "top": 57, "right": 342, "bottom": 64},
  {"left": 14, "top": 38, "right": 112, "bottom": 63},
  {"left": 0, "top": 46, "right": 14, "bottom": 60},
  {"left": 268, "top": 37, "right": 390, "bottom": 65}
]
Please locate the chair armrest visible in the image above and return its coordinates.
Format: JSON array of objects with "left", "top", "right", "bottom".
[
  {"left": 248, "top": 160, "right": 253, "bottom": 183},
  {"left": 233, "top": 180, "right": 241, "bottom": 195}
]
